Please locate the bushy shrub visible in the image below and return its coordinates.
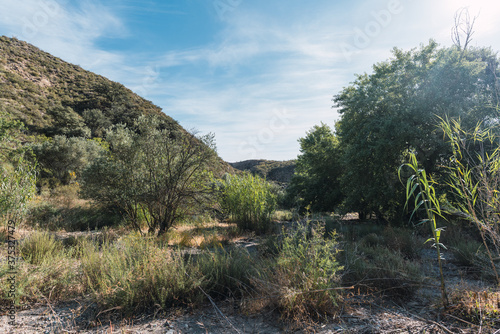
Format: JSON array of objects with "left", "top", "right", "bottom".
[
  {"left": 340, "top": 241, "right": 422, "bottom": 298},
  {"left": 255, "top": 222, "right": 343, "bottom": 323},
  {"left": 19, "top": 231, "right": 64, "bottom": 265},
  {"left": 217, "top": 173, "right": 278, "bottom": 233}
]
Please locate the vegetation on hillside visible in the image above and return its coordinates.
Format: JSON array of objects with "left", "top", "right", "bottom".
[
  {"left": 230, "top": 159, "right": 296, "bottom": 186},
  {"left": 0, "top": 36, "right": 174, "bottom": 135}
]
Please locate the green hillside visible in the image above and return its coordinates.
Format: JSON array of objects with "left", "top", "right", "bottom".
[
  {"left": 0, "top": 36, "right": 177, "bottom": 136},
  {"left": 230, "top": 159, "right": 296, "bottom": 185}
]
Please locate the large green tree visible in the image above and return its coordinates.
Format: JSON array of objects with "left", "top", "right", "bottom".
[
  {"left": 334, "top": 41, "right": 500, "bottom": 221},
  {"left": 32, "top": 135, "right": 106, "bottom": 184},
  {"left": 286, "top": 123, "right": 343, "bottom": 213},
  {"left": 81, "top": 115, "right": 217, "bottom": 235}
]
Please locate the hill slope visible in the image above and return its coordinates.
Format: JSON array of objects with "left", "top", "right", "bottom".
[
  {"left": 0, "top": 36, "right": 233, "bottom": 172},
  {"left": 229, "top": 159, "right": 296, "bottom": 185},
  {"left": 0, "top": 36, "right": 176, "bottom": 135}
]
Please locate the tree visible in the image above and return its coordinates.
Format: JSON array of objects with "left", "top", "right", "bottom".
[
  {"left": 81, "top": 115, "right": 217, "bottom": 235},
  {"left": 333, "top": 42, "right": 500, "bottom": 221},
  {"left": 47, "top": 105, "right": 91, "bottom": 138},
  {"left": 82, "top": 108, "right": 112, "bottom": 138},
  {"left": 0, "top": 114, "right": 36, "bottom": 222},
  {"left": 286, "top": 123, "right": 343, "bottom": 213},
  {"left": 32, "top": 135, "right": 106, "bottom": 184}
]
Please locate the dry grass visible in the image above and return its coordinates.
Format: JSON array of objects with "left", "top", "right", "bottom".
[
  {"left": 164, "top": 221, "right": 246, "bottom": 248},
  {"left": 448, "top": 286, "right": 500, "bottom": 328}
]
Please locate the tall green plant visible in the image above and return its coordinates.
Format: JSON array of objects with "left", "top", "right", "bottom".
[
  {"left": 399, "top": 153, "right": 449, "bottom": 307},
  {"left": 439, "top": 117, "right": 500, "bottom": 284},
  {"left": 217, "top": 173, "right": 277, "bottom": 233}
]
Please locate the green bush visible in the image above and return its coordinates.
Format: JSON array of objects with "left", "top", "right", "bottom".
[
  {"left": 340, "top": 242, "right": 422, "bottom": 298},
  {"left": 19, "top": 231, "right": 64, "bottom": 265},
  {"left": 217, "top": 173, "right": 278, "bottom": 233},
  {"left": 257, "top": 222, "right": 343, "bottom": 322}
]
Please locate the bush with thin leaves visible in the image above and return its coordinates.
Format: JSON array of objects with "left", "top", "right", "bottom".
[
  {"left": 256, "top": 222, "right": 343, "bottom": 323},
  {"left": 217, "top": 173, "right": 277, "bottom": 233},
  {"left": 440, "top": 116, "right": 500, "bottom": 284}
]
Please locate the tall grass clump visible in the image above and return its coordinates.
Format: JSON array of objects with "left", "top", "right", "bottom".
[
  {"left": 256, "top": 222, "right": 343, "bottom": 323},
  {"left": 1, "top": 230, "right": 81, "bottom": 305},
  {"left": 19, "top": 230, "right": 64, "bottom": 265},
  {"left": 195, "top": 246, "right": 257, "bottom": 299},
  {"left": 440, "top": 117, "right": 500, "bottom": 284},
  {"left": 81, "top": 233, "right": 258, "bottom": 314},
  {"left": 340, "top": 240, "right": 422, "bottom": 298},
  {"left": 217, "top": 173, "right": 278, "bottom": 233},
  {"left": 81, "top": 233, "right": 201, "bottom": 313}
]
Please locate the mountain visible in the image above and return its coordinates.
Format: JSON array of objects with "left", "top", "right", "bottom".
[
  {"left": 229, "top": 159, "right": 296, "bottom": 185},
  {"left": 0, "top": 36, "right": 178, "bottom": 134},
  {"left": 0, "top": 36, "right": 232, "bottom": 172}
]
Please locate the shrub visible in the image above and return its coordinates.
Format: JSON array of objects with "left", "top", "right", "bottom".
[
  {"left": 255, "top": 222, "right": 343, "bottom": 323},
  {"left": 340, "top": 242, "right": 422, "bottom": 298},
  {"left": 217, "top": 173, "right": 278, "bottom": 233},
  {"left": 19, "top": 231, "right": 64, "bottom": 265},
  {"left": 1, "top": 231, "right": 81, "bottom": 305}
]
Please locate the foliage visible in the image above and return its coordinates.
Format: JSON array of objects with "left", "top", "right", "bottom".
[
  {"left": 334, "top": 42, "right": 500, "bottom": 220},
  {"left": 230, "top": 159, "right": 296, "bottom": 186},
  {"left": 0, "top": 113, "right": 37, "bottom": 222},
  {"left": 81, "top": 115, "right": 217, "bottom": 235},
  {"left": 216, "top": 173, "right": 278, "bottom": 233},
  {"left": 400, "top": 152, "right": 449, "bottom": 307},
  {"left": 32, "top": 135, "right": 106, "bottom": 184},
  {"left": 0, "top": 157, "right": 37, "bottom": 222},
  {"left": 449, "top": 288, "right": 500, "bottom": 329},
  {"left": 0, "top": 36, "right": 174, "bottom": 136},
  {"left": 340, "top": 240, "right": 422, "bottom": 298},
  {"left": 46, "top": 105, "right": 90, "bottom": 138},
  {"left": 286, "top": 123, "right": 343, "bottom": 213},
  {"left": 440, "top": 117, "right": 500, "bottom": 284},
  {"left": 256, "top": 222, "right": 343, "bottom": 323},
  {"left": 19, "top": 230, "right": 64, "bottom": 265},
  {"left": 1, "top": 231, "right": 81, "bottom": 305},
  {"left": 81, "top": 233, "right": 256, "bottom": 314}
]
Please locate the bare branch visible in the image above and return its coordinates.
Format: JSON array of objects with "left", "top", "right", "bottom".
[{"left": 451, "top": 7, "right": 478, "bottom": 53}]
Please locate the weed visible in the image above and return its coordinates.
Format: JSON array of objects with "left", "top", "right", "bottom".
[
  {"left": 19, "top": 230, "right": 64, "bottom": 265},
  {"left": 449, "top": 287, "right": 500, "bottom": 328},
  {"left": 255, "top": 222, "right": 343, "bottom": 323},
  {"left": 341, "top": 242, "right": 422, "bottom": 298}
]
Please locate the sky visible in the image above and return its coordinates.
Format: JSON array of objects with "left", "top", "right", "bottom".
[{"left": 1, "top": 0, "right": 500, "bottom": 162}]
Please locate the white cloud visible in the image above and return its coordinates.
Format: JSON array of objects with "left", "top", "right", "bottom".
[{"left": 0, "top": 0, "right": 127, "bottom": 78}]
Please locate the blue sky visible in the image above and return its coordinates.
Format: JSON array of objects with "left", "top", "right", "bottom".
[{"left": 1, "top": 0, "right": 500, "bottom": 162}]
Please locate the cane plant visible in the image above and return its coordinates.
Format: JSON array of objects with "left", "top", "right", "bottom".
[{"left": 399, "top": 153, "right": 449, "bottom": 308}]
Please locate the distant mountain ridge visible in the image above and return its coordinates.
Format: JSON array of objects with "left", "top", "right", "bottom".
[{"left": 229, "top": 159, "right": 296, "bottom": 185}]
